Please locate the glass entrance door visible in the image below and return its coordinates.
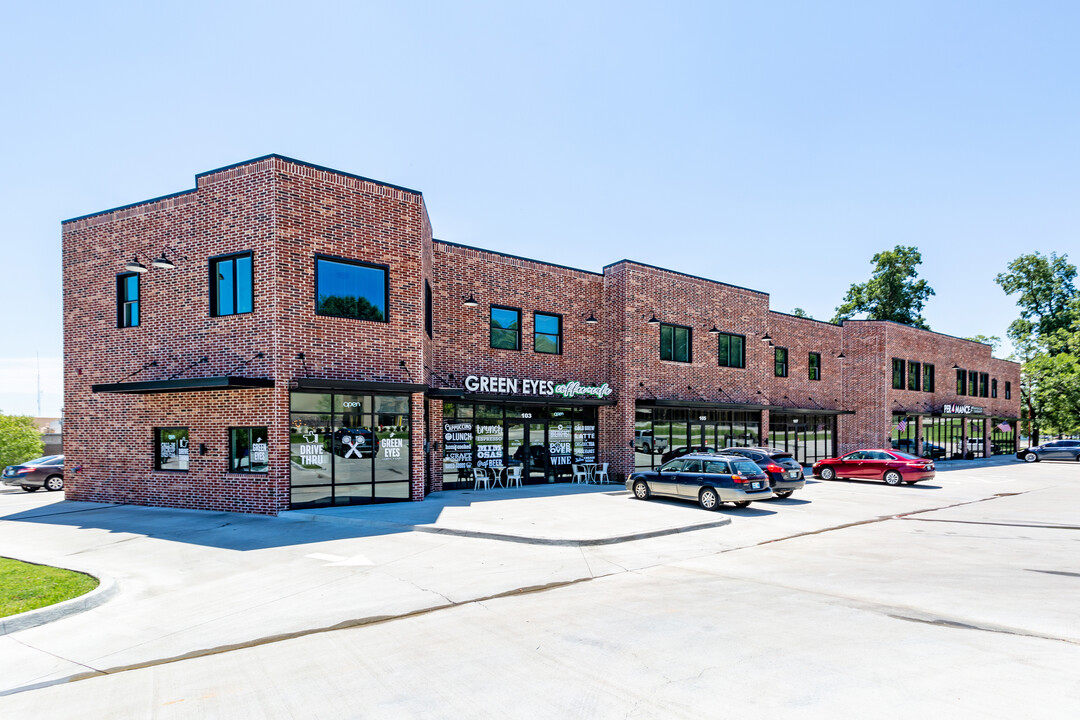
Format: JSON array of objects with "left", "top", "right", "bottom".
[{"left": 688, "top": 422, "right": 714, "bottom": 452}]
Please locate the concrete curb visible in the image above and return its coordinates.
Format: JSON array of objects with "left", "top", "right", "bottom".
[
  {"left": 0, "top": 557, "right": 119, "bottom": 636},
  {"left": 283, "top": 511, "right": 732, "bottom": 546}
]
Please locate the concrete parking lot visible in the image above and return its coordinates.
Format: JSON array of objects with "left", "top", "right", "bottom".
[{"left": 1, "top": 458, "right": 1078, "bottom": 718}]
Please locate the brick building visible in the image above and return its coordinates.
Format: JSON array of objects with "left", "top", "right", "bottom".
[{"left": 62, "top": 155, "right": 1021, "bottom": 515}]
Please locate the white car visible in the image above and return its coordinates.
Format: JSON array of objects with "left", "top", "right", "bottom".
[{"left": 634, "top": 430, "right": 668, "bottom": 455}]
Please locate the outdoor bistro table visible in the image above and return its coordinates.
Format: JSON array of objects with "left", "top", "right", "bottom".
[
  {"left": 488, "top": 465, "right": 508, "bottom": 488},
  {"left": 573, "top": 462, "right": 600, "bottom": 482}
]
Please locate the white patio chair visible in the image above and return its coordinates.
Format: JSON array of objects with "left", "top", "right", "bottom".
[
  {"left": 472, "top": 467, "right": 492, "bottom": 490},
  {"left": 593, "top": 462, "right": 610, "bottom": 484},
  {"left": 505, "top": 466, "right": 523, "bottom": 488},
  {"left": 572, "top": 464, "right": 590, "bottom": 484}
]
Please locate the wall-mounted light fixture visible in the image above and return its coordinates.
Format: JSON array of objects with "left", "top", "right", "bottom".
[
  {"left": 761, "top": 332, "right": 772, "bottom": 342},
  {"left": 708, "top": 325, "right": 721, "bottom": 335},
  {"left": 584, "top": 312, "right": 599, "bottom": 325},
  {"left": 837, "top": 352, "right": 846, "bottom": 359},
  {"left": 124, "top": 246, "right": 186, "bottom": 274},
  {"left": 199, "top": 444, "right": 209, "bottom": 456},
  {"left": 124, "top": 256, "right": 148, "bottom": 273},
  {"left": 646, "top": 314, "right": 660, "bottom": 325},
  {"left": 462, "top": 294, "right": 479, "bottom": 308}
]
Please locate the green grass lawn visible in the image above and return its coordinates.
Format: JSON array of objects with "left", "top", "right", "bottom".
[{"left": 0, "top": 557, "right": 99, "bottom": 618}]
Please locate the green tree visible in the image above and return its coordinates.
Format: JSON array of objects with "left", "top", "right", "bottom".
[
  {"left": 995, "top": 252, "right": 1080, "bottom": 443},
  {"left": 791, "top": 308, "right": 811, "bottom": 319},
  {"left": 964, "top": 334, "right": 1002, "bottom": 351},
  {"left": 0, "top": 412, "right": 44, "bottom": 467},
  {"left": 994, "top": 251, "right": 1078, "bottom": 356},
  {"left": 832, "top": 246, "right": 935, "bottom": 329}
]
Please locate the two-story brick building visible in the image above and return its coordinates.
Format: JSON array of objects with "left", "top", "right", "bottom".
[{"left": 62, "top": 155, "right": 1021, "bottom": 514}]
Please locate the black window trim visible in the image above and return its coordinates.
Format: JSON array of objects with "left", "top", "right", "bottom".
[
  {"left": 533, "top": 310, "right": 563, "bottom": 355},
  {"left": 490, "top": 304, "right": 523, "bottom": 351},
  {"left": 892, "top": 358, "right": 906, "bottom": 389},
  {"left": 313, "top": 254, "right": 391, "bottom": 323},
  {"left": 774, "top": 346, "right": 789, "bottom": 378},
  {"left": 1005, "top": 381, "right": 1011, "bottom": 400},
  {"left": 991, "top": 378, "right": 998, "bottom": 398},
  {"left": 808, "top": 351, "right": 821, "bottom": 381},
  {"left": 209, "top": 250, "right": 255, "bottom": 318},
  {"left": 116, "top": 271, "right": 140, "bottom": 328},
  {"left": 660, "top": 322, "right": 693, "bottom": 363},
  {"left": 907, "top": 359, "right": 921, "bottom": 391},
  {"left": 923, "top": 363, "right": 935, "bottom": 393},
  {"left": 228, "top": 425, "right": 269, "bottom": 474},
  {"left": 956, "top": 367, "right": 967, "bottom": 395},
  {"left": 717, "top": 332, "right": 746, "bottom": 369},
  {"left": 424, "top": 280, "right": 433, "bottom": 338},
  {"left": 154, "top": 426, "right": 189, "bottom": 472}
]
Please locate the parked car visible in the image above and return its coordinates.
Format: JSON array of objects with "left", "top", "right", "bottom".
[
  {"left": 965, "top": 438, "right": 1000, "bottom": 456},
  {"left": 634, "top": 430, "right": 668, "bottom": 455},
  {"left": 660, "top": 445, "right": 716, "bottom": 464},
  {"left": 331, "top": 428, "right": 379, "bottom": 458},
  {"left": 626, "top": 453, "right": 774, "bottom": 510},
  {"left": 721, "top": 447, "right": 805, "bottom": 498},
  {"left": 1017, "top": 440, "right": 1080, "bottom": 463},
  {"left": 891, "top": 438, "right": 947, "bottom": 459},
  {"left": 813, "top": 449, "right": 935, "bottom": 485},
  {"left": 2, "top": 455, "right": 65, "bottom": 492}
]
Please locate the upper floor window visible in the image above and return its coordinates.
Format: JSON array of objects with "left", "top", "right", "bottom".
[
  {"left": 979, "top": 372, "right": 990, "bottom": 398},
  {"left": 534, "top": 312, "right": 562, "bottom": 354},
  {"left": 908, "top": 361, "right": 921, "bottom": 391},
  {"left": 892, "top": 358, "right": 906, "bottom": 389},
  {"left": 315, "top": 256, "right": 388, "bottom": 322},
  {"left": 1005, "top": 381, "right": 1012, "bottom": 400},
  {"left": 808, "top": 352, "right": 821, "bottom": 381},
  {"left": 490, "top": 306, "right": 521, "bottom": 350},
  {"left": 991, "top": 378, "right": 998, "bottom": 398},
  {"left": 424, "top": 281, "right": 433, "bottom": 337},
  {"left": 956, "top": 368, "right": 967, "bottom": 395},
  {"left": 717, "top": 333, "right": 745, "bottom": 368},
  {"left": 969, "top": 370, "right": 979, "bottom": 398},
  {"left": 660, "top": 323, "right": 692, "bottom": 363},
  {"left": 774, "top": 347, "right": 788, "bottom": 377},
  {"left": 923, "top": 363, "right": 935, "bottom": 392},
  {"left": 117, "top": 273, "right": 139, "bottom": 328},
  {"left": 210, "top": 252, "right": 253, "bottom": 317}
]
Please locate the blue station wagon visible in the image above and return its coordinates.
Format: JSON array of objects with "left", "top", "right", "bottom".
[{"left": 626, "top": 453, "right": 774, "bottom": 510}]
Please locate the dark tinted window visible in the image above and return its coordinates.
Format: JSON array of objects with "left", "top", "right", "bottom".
[
  {"left": 660, "top": 324, "right": 692, "bottom": 363},
  {"left": 809, "top": 352, "right": 821, "bottom": 381},
  {"left": 424, "top": 281, "right": 433, "bottom": 337},
  {"left": 892, "top": 358, "right": 905, "bottom": 389},
  {"left": 923, "top": 364, "right": 935, "bottom": 392},
  {"left": 491, "top": 306, "right": 521, "bottom": 350},
  {"left": 890, "top": 451, "right": 920, "bottom": 460},
  {"left": 775, "top": 347, "right": 788, "bottom": 377},
  {"left": 660, "top": 459, "right": 684, "bottom": 472},
  {"left": 732, "top": 460, "right": 760, "bottom": 474},
  {"left": 717, "top": 333, "right": 745, "bottom": 368},
  {"left": 316, "top": 257, "right": 388, "bottom": 321},
  {"left": 907, "top": 361, "right": 920, "bottom": 390},
  {"left": 683, "top": 460, "right": 702, "bottom": 472},
  {"left": 703, "top": 461, "right": 729, "bottom": 474}
]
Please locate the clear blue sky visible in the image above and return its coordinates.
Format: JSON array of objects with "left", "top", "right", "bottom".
[{"left": 2, "top": 1, "right": 1078, "bottom": 417}]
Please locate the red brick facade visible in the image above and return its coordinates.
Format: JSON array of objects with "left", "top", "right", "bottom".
[{"left": 62, "top": 155, "right": 1021, "bottom": 515}]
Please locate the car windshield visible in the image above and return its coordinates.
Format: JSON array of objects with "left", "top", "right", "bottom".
[
  {"left": 732, "top": 460, "right": 760, "bottom": 474},
  {"left": 890, "top": 451, "right": 920, "bottom": 460}
]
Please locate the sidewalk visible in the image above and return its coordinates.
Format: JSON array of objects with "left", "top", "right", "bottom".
[{"left": 283, "top": 482, "right": 731, "bottom": 545}]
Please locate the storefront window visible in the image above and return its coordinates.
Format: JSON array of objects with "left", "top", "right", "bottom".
[
  {"left": 633, "top": 405, "right": 761, "bottom": 470},
  {"left": 290, "top": 391, "right": 410, "bottom": 508},
  {"left": 155, "top": 427, "right": 189, "bottom": 471},
  {"left": 315, "top": 256, "right": 388, "bottom": 322},
  {"left": 229, "top": 427, "right": 268, "bottom": 473},
  {"left": 768, "top": 414, "right": 835, "bottom": 465}
]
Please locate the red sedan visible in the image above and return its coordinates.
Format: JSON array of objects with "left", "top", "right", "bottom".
[{"left": 813, "top": 449, "right": 936, "bottom": 486}]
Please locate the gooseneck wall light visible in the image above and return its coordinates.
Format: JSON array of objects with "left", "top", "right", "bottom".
[{"left": 462, "top": 294, "right": 479, "bottom": 308}]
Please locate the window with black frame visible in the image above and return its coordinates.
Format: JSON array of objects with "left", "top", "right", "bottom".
[
  {"left": 980, "top": 372, "right": 989, "bottom": 398},
  {"left": 315, "top": 257, "right": 388, "bottom": 321},
  {"left": 117, "top": 273, "right": 140, "bottom": 328},
  {"left": 229, "top": 427, "right": 269, "bottom": 473},
  {"left": 717, "top": 333, "right": 745, "bottom": 368},
  {"left": 210, "top": 252, "right": 253, "bottom": 317},
  {"left": 155, "top": 427, "right": 189, "bottom": 471},
  {"left": 1005, "top": 381, "right": 1011, "bottom": 399},
  {"left": 424, "top": 281, "right": 433, "bottom": 337},
  {"left": 808, "top": 352, "right": 821, "bottom": 381},
  {"left": 534, "top": 312, "right": 561, "bottom": 354},
  {"left": 774, "top": 347, "right": 788, "bottom": 377},
  {"left": 490, "top": 306, "right": 521, "bottom": 350},
  {"left": 907, "top": 361, "right": 920, "bottom": 391},
  {"left": 956, "top": 368, "right": 967, "bottom": 395},
  {"left": 660, "top": 324, "right": 692, "bottom": 363},
  {"left": 923, "top": 363, "right": 935, "bottom": 392},
  {"left": 892, "top": 358, "right": 905, "bottom": 389},
  {"left": 991, "top": 378, "right": 998, "bottom": 398}
]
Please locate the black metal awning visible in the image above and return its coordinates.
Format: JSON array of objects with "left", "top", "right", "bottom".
[
  {"left": 638, "top": 399, "right": 854, "bottom": 415},
  {"left": 92, "top": 376, "right": 275, "bottom": 394},
  {"left": 292, "top": 378, "right": 429, "bottom": 394},
  {"left": 767, "top": 406, "right": 855, "bottom": 416}
]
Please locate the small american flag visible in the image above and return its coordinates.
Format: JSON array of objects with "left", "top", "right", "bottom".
[
  {"left": 896, "top": 418, "right": 907, "bottom": 433},
  {"left": 997, "top": 421, "right": 1012, "bottom": 433}
]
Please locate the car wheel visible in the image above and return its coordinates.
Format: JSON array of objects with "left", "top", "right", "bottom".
[
  {"left": 1023, "top": 452, "right": 1038, "bottom": 463},
  {"left": 21, "top": 485, "right": 40, "bottom": 492},
  {"left": 883, "top": 470, "right": 902, "bottom": 486},
  {"left": 733, "top": 501, "right": 751, "bottom": 508},
  {"left": 819, "top": 466, "right": 836, "bottom": 481},
  {"left": 698, "top": 487, "right": 719, "bottom": 511},
  {"left": 642, "top": 443, "right": 651, "bottom": 455},
  {"left": 775, "top": 490, "right": 793, "bottom": 499},
  {"left": 44, "top": 475, "right": 64, "bottom": 491},
  {"left": 632, "top": 480, "right": 650, "bottom": 500}
]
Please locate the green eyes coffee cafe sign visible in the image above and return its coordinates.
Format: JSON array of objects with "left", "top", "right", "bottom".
[{"left": 464, "top": 374, "right": 613, "bottom": 400}]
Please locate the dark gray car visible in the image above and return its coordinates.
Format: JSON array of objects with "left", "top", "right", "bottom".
[
  {"left": 1017, "top": 440, "right": 1080, "bottom": 463},
  {"left": 722, "top": 447, "right": 805, "bottom": 498},
  {"left": 2, "top": 455, "right": 65, "bottom": 492}
]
